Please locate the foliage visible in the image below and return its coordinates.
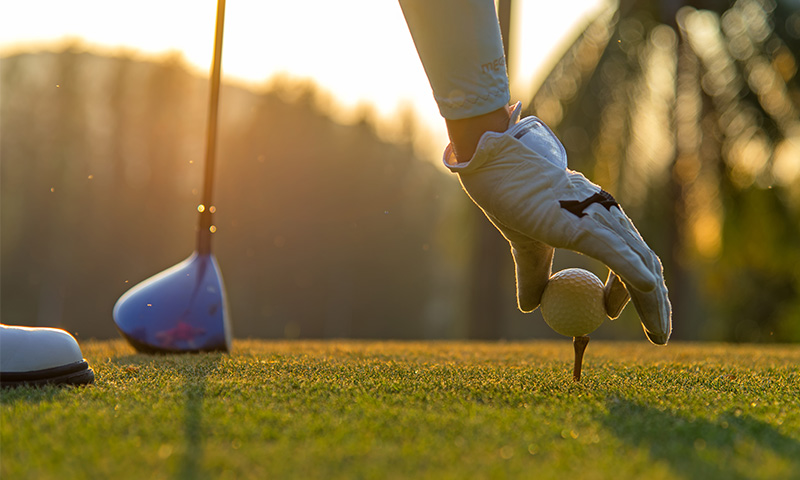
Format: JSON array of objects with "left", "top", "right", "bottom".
[
  {"left": 0, "top": 46, "right": 469, "bottom": 340},
  {"left": 529, "top": 0, "right": 800, "bottom": 341}
]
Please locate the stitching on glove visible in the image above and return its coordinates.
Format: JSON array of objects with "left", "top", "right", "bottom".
[{"left": 559, "top": 190, "right": 618, "bottom": 218}]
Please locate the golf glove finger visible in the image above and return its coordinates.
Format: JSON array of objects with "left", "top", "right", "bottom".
[
  {"left": 443, "top": 104, "right": 671, "bottom": 344},
  {"left": 589, "top": 206, "right": 671, "bottom": 344}
]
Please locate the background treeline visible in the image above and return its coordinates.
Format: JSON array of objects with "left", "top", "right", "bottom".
[
  {"left": 0, "top": 47, "right": 617, "bottom": 342},
  {"left": 0, "top": 47, "right": 488, "bottom": 341},
  {"left": 2, "top": 1, "right": 799, "bottom": 344},
  {"left": 529, "top": 0, "right": 800, "bottom": 342}
]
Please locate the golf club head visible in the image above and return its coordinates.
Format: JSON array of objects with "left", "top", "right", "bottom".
[{"left": 113, "top": 252, "right": 232, "bottom": 353}]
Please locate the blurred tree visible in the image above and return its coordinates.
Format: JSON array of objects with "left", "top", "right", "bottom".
[
  {"left": 0, "top": 47, "right": 464, "bottom": 340},
  {"left": 528, "top": 0, "right": 800, "bottom": 341}
]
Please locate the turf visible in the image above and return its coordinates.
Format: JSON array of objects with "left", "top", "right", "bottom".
[{"left": 2, "top": 340, "right": 799, "bottom": 479}]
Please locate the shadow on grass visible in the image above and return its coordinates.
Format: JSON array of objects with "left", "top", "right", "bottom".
[
  {"left": 176, "top": 356, "right": 216, "bottom": 480},
  {"left": 112, "top": 353, "right": 222, "bottom": 480},
  {"left": 602, "top": 396, "right": 800, "bottom": 479}
]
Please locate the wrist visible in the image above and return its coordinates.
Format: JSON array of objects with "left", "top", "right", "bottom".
[{"left": 445, "top": 106, "right": 511, "bottom": 164}]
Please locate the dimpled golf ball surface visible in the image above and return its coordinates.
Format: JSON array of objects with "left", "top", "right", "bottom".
[{"left": 541, "top": 268, "right": 606, "bottom": 337}]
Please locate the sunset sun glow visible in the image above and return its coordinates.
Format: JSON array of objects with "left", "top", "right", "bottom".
[{"left": 1, "top": 0, "right": 606, "bottom": 160}]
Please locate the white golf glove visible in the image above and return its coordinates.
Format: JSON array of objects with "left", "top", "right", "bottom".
[{"left": 444, "top": 103, "right": 671, "bottom": 344}]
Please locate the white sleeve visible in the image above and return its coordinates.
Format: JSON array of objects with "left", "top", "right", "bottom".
[{"left": 399, "top": 0, "right": 510, "bottom": 120}]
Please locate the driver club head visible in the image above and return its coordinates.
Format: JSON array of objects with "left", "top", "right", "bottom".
[{"left": 113, "top": 252, "right": 232, "bottom": 353}]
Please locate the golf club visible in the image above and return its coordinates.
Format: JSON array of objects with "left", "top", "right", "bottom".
[{"left": 113, "top": 0, "right": 232, "bottom": 353}]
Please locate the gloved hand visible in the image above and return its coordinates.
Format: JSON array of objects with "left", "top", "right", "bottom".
[
  {"left": 444, "top": 103, "right": 671, "bottom": 344},
  {"left": 481, "top": 194, "right": 631, "bottom": 321}
]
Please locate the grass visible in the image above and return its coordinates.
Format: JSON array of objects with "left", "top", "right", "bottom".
[{"left": 2, "top": 339, "right": 799, "bottom": 479}]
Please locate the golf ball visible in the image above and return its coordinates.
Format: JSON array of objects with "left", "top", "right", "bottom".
[{"left": 541, "top": 268, "right": 606, "bottom": 337}]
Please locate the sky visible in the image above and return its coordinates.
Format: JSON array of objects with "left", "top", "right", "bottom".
[{"left": 0, "top": 0, "right": 606, "bottom": 160}]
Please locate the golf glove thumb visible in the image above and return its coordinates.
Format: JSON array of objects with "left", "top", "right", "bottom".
[
  {"left": 485, "top": 216, "right": 554, "bottom": 313},
  {"left": 604, "top": 271, "right": 630, "bottom": 319}
]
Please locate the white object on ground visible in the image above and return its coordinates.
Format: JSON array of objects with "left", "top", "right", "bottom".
[
  {"left": 0, "top": 324, "right": 94, "bottom": 387},
  {"left": 541, "top": 268, "right": 607, "bottom": 337}
]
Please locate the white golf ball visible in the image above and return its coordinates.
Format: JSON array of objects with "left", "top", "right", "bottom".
[{"left": 541, "top": 268, "right": 606, "bottom": 337}]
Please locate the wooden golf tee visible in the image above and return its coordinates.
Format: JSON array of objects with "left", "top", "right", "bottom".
[{"left": 573, "top": 335, "right": 590, "bottom": 382}]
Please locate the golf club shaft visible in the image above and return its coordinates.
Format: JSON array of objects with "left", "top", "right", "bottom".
[{"left": 197, "top": 0, "right": 226, "bottom": 255}]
